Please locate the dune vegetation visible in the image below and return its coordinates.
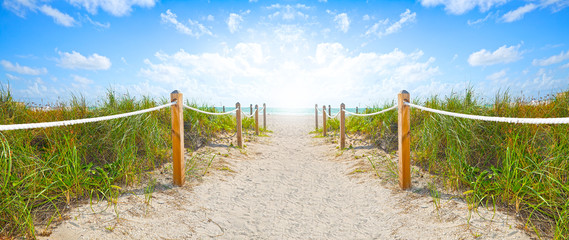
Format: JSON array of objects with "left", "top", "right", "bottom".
[
  {"left": 340, "top": 88, "right": 568, "bottom": 239},
  {"left": 0, "top": 87, "right": 246, "bottom": 238}
]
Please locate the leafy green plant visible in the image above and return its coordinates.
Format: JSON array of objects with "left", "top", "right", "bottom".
[
  {"left": 348, "top": 88, "right": 569, "bottom": 239},
  {"left": 0, "top": 86, "right": 242, "bottom": 239}
]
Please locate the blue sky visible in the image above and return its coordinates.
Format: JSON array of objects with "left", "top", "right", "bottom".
[{"left": 1, "top": 0, "right": 568, "bottom": 107}]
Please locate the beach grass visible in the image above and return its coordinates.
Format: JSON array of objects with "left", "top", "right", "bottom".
[
  {"left": 0, "top": 87, "right": 242, "bottom": 238},
  {"left": 344, "top": 88, "right": 568, "bottom": 239}
]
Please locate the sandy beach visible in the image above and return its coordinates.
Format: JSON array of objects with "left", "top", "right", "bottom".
[{"left": 40, "top": 115, "right": 530, "bottom": 239}]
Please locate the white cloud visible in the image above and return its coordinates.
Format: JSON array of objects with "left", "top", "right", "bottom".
[
  {"left": 468, "top": 44, "right": 522, "bottom": 66},
  {"left": 161, "top": 9, "right": 212, "bottom": 38},
  {"left": 85, "top": 15, "right": 110, "bottom": 28},
  {"left": 227, "top": 13, "right": 244, "bottom": 33},
  {"left": 67, "top": 0, "right": 157, "bottom": 16},
  {"left": 467, "top": 12, "right": 494, "bottom": 25},
  {"left": 486, "top": 69, "right": 509, "bottom": 84},
  {"left": 139, "top": 42, "right": 440, "bottom": 107},
  {"left": 532, "top": 51, "right": 569, "bottom": 66},
  {"left": 57, "top": 51, "right": 112, "bottom": 70},
  {"left": 72, "top": 74, "right": 94, "bottom": 85},
  {"left": 6, "top": 73, "right": 20, "bottom": 80},
  {"left": 1, "top": 60, "right": 47, "bottom": 75},
  {"left": 334, "top": 13, "right": 350, "bottom": 33},
  {"left": 419, "top": 0, "right": 508, "bottom": 15},
  {"left": 3, "top": 0, "right": 38, "bottom": 17},
  {"left": 266, "top": 4, "right": 310, "bottom": 21},
  {"left": 562, "top": 62, "right": 569, "bottom": 68},
  {"left": 365, "top": 9, "right": 416, "bottom": 38},
  {"left": 501, "top": 3, "right": 538, "bottom": 22},
  {"left": 38, "top": 5, "right": 76, "bottom": 27},
  {"left": 362, "top": 14, "right": 370, "bottom": 21},
  {"left": 207, "top": 15, "right": 214, "bottom": 21}
]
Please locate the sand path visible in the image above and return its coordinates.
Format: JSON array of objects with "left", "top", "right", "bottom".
[{"left": 41, "top": 115, "right": 530, "bottom": 239}]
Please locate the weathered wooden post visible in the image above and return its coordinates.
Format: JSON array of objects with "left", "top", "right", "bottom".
[
  {"left": 263, "top": 103, "right": 266, "bottom": 130},
  {"left": 254, "top": 104, "right": 259, "bottom": 135},
  {"left": 315, "top": 104, "right": 318, "bottom": 131},
  {"left": 356, "top": 106, "right": 359, "bottom": 114},
  {"left": 250, "top": 104, "right": 253, "bottom": 115},
  {"left": 223, "top": 106, "right": 225, "bottom": 112},
  {"left": 340, "top": 103, "right": 346, "bottom": 149},
  {"left": 323, "top": 105, "right": 327, "bottom": 136},
  {"left": 328, "top": 105, "right": 331, "bottom": 117},
  {"left": 236, "top": 102, "right": 243, "bottom": 148},
  {"left": 170, "top": 90, "right": 185, "bottom": 186},
  {"left": 398, "top": 90, "right": 411, "bottom": 190}
]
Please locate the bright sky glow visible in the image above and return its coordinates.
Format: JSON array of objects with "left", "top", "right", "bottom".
[{"left": 1, "top": 0, "right": 568, "bottom": 107}]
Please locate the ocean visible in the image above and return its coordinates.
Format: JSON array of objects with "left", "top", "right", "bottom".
[{"left": 214, "top": 107, "right": 361, "bottom": 116}]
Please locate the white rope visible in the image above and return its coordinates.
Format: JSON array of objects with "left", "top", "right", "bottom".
[
  {"left": 242, "top": 108, "right": 257, "bottom": 118},
  {"left": 405, "top": 102, "right": 569, "bottom": 124},
  {"left": 0, "top": 102, "right": 176, "bottom": 131},
  {"left": 343, "top": 105, "right": 397, "bottom": 117},
  {"left": 183, "top": 104, "right": 237, "bottom": 115},
  {"left": 329, "top": 111, "right": 340, "bottom": 119}
]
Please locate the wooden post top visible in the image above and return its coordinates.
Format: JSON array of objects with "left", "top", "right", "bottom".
[
  {"left": 323, "top": 105, "right": 326, "bottom": 110},
  {"left": 236, "top": 102, "right": 240, "bottom": 107},
  {"left": 341, "top": 103, "right": 345, "bottom": 108}
]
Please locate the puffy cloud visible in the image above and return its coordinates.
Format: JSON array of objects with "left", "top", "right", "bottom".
[
  {"left": 57, "top": 51, "right": 112, "bottom": 70},
  {"left": 38, "top": 5, "right": 76, "bottom": 27},
  {"left": 67, "top": 0, "right": 157, "bottom": 16},
  {"left": 501, "top": 3, "right": 538, "bottom": 22},
  {"left": 486, "top": 69, "right": 509, "bottom": 83},
  {"left": 334, "top": 13, "right": 350, "bottom": 33},
  {"left": 468, "top": 44, "right": 522, "bottom": 66},
  {"left": 227, "top": 13, "right": 244, "bottom": 33},
  {"left": 139, "top": 42, "right": 440, "bottom": 107},
  {"left": 419, "top": 0, "right": 508, "bottom": 15},
  {"left": 365, "top": 9, "right": 416, "bottom": 38},
  {"left": 1, "top": 60, "right": 47, "bottom": 75},
  {"left": 161, "top": 9, "right": 212, "bottom": 38},
  {"left": 72, "top": 74, "right": 93, "bottom": 85},
  {"left": 532, "top": 51, "right": 569, "bottom": 66}
]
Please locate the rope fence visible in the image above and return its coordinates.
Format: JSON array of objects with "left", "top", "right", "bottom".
[
  {"left": 321, "top": 89, "right": 569, "bottom": 190},
  {"left": 0, "top": 102, "right": 176, "bottom": 131},
  {"left": 2, "top": 89, "right": 266, "bottom": 188},
  {"left": 404, "top": 102, "right": 569, "bottom": 124}
]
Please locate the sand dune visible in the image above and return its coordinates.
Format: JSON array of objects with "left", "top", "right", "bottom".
[{"left": 41, "top": 115, "right": 529, "bottom": 239}]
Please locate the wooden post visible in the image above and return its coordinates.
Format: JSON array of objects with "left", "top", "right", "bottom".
[
  {"left": 328, "top": 105, "right": 331, "bottom": 117},
  {"left": 322, "top": 105, "right": 327, "bottom": 136},
  {"left": 398, "top": 90, "right": 411, "bottom": 190},
  {"left": 170, "top": 90, "right": 185, "bottom": 187},
  {"left": 236, "top": 102, "right": 243, "bottom": 148},
  {"left": 250, "top": 104, "right": 253, "bottom": 115},
  {"left": 254, "top": 104, "right": 259, "bottom": 135},
  {"left": 315, "top": 104, "right": 318, "bottom": 131},
  {"left": 263, "top": 103, "right": 266, "bottom": 130},
  {"left": 223, "top": 106, "right": 225, "bottom": 112},
  {"left": 340, "top": 103, "right": 346, "bottom": 149},
  {"left": 356, "top": 106, "right": 358, "bottom": 114}
]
